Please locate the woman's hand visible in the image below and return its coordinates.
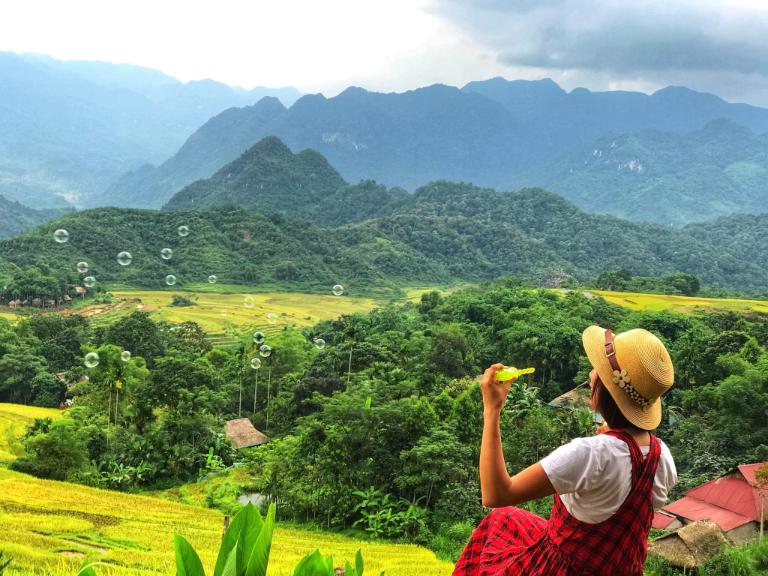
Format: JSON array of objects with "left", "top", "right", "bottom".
[{"left": 480, "top": 363, "right": 516, "bottom": 415}]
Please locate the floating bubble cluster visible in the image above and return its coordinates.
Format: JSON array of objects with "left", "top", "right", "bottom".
[
  {"left": 84, "top": 352, "right": 99, "bottom": 368},
  {"left": 165, "top": 274, "right": 177, "bottom": 286},
  {"left": 121, "top": 350, "right": 131, "bottom": 362},
  {"left": 332, "top": 284, "right": 344, "bottom": 296},
  {"left": 266, "top": 312, "right": 278, "bottom": 325},
  {"left": 178, "top": 225, "right": 189, "bottom": 237},
  {"left": 253, "top": 331, "right": 265, "bottom": 345},
  {"left": 250, "top": 357, "right": 262, "bottom": 370},
  {"left": 160, "top": 248, "right": 173, "bottom": 260},
  {"left": 83, "top": 276, "right": 96, "bottom": 288},
  {"left": 314, "top": 338, "right": 326, "bottom": 350},
  {"left": 259, "top": 344, "right": 272, "bottom": 358},
  {"left": 208, "top": 275, "right": 217, "bottom": 284},
  {"left": 117, "top": 251, "right": 133, "bottom": 266},
  {"left": 244, "top": 296, "right": 255, "bottom": 309},
  {"left": 54, "top": 229, "right": 69, "bottom": 243},
  {"left": 76, "top": 262, "right": 89, "bottom": 274}
]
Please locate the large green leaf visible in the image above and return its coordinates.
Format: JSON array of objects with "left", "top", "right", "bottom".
[
  {"left": 292, "top": 550, "right": 333, "bottom": 576},
  {"left": 244, "top": 503, "right": 276, "bottom": 576},
  {"left": 76, "top": 565, "right": 98, "bottom": 576},
  {"left": 174, "top": 534, "right": 206, "bottom": 576},
  {"left": 221, "top": 541, "right": 239, "bottom": 576},
  {"left": 355, "top": 549, "right": 363, "bottom": 576},
  {"left": 214, "top": 504, "right": 263, "bottom": 576}
]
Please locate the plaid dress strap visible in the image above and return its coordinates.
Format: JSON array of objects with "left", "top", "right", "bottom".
[{"left": 453, "top": 431, "right": 661, "bottom": 576}]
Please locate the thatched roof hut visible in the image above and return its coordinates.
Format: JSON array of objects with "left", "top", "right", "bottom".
[
  {"left": 225, "top": 418, "right": 269, "bottom": 449},
  {"left": 648, "top": 520, "right": 730, "bottom": 568}
]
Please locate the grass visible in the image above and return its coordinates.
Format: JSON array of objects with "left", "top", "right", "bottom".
[
  {"left": 0, "top": 467, "right": 452, "bottom": 576},
  {"left": 591, "top": 290, "right": 768, "bottom": 314},
  {"left": 0, "top": 404, "right": 453, "bottom": 575},
  {"left": 0, "top": 404, "right": 62, "bottom": 463}
]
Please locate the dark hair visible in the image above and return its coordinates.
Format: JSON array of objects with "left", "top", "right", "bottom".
[{"left": 593, "top": 376, "right": 636, "bottom": 430}]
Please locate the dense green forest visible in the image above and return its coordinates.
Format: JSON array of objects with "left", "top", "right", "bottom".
[
  {"left": 3, "top": 280, "right": 767, "bottom": 567},
  {"left": 3, "top": 184, "right": 768, "bottom": 305}
]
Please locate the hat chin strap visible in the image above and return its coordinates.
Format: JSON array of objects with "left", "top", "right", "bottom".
[
  {"left": 604, "top": 329, "right": 651, "bottom": 409},
  {"left": 604, "top": 328, "right": 621, "bottom": 371}
]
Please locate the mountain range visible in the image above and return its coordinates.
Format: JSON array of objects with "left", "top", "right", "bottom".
[
  {"left": 105, "top": 77, "right": 768, "bottom": 225},
  {"left": 0, "top": 51, "right": 300, "bottom": 208}
]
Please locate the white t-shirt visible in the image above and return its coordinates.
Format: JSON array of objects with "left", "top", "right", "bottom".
[{"left": 539, "top": 434, "right": 677, "bottom": 524}]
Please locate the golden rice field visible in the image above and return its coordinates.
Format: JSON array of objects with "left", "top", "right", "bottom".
[
  {"left": 591, "top": 290, "right": 768, "bottom": 314},
  {"left": 0, "top": 403, "right": 452, "bottom": 576},
  {"left": 69, "top": 290, "right": 381, "bottom": 335},
  {"left": 0, "top": 467, "right": 452, "bottom": 576},
  {"left": 0, "top": 404, "right": 62, "bottom": 463}
]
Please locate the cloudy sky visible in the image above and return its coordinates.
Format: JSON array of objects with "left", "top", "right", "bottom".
[{"left": 2, "top": 0, "right": 768, "bottom": 105}]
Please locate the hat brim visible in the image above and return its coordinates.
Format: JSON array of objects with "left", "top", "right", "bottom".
[{"left": 582, "top": 325, "right": 662, "bottom": 430}]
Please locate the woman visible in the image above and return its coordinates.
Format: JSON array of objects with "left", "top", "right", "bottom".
[{"left": 453, "top": 326, "right": 678, "bottom": 576}]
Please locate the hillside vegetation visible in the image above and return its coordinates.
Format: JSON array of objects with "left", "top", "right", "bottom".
[
  {"left": 514, "top": 119, "right": 768, "bottom": 225},
  {"left": 0, "top": 195, "right": 70, "bottom": 239},
  {"left": 4, "top": 169, "right": 768, "bottom": 297}
]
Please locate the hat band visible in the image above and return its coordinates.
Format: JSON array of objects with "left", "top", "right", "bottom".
[{"left": 604, "top": 329, "right": 651, "bottom": 409}]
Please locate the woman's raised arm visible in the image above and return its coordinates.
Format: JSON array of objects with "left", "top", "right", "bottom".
[{"left": 479, "top": 363, "right": 555, "bottom": 507}]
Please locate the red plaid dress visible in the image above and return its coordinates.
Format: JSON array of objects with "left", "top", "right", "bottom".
[{"left": 453, "top": 430, "right": 661, "bottom": 576}]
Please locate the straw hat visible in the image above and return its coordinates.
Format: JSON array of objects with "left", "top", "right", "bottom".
[{"left": 582, "top": 326, "right": 674, "bottom": 430}]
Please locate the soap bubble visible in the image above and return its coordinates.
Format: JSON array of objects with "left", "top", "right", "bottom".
[
  {"left": 259, "top": 344, "right": 272, "bottom": 358},
  {"left": 165, "top": 274, "right": 177, "bottom": 286},
  {"left": 76, "top": 261, "right": 89, "bottom": 273},
  {"left": 160, "top": 248, "right": 173, "bottom": 260},
  {"left": 266, "top": 312, "right": 278, "bottom": 325},
  {"left": 83, "top": 276, "right": 96, "bottom": 288},
  {"left": 121, "top": 350, "right": 131, "bottom": 362},
  {"left": 54, "top": 229, "right": 69, "bottom": 243},
  {"left": 117, "top": 251, "right": 132, "bottom": 266},
  {"left": 178, "top": 225, "right": 189, "bottom": 237},
  {"left": 84, "top": 352, "right": 99, "bottom": 368},
  {"left": 253, "top": 331, "right": 265, "bottom": 345},
  {"left": 332, "top": 284, "right": 344, "bottom": 296},
  {"left": 244, "top": 296, "right": 255, "bottom": 308},
  {"left": 250, "top": 357, "right": 262, "bottom": 370},
  {"left": 207, "top": 275, "right": 217, "bottom": 284},
  {"left": 313, "top": 338, "right": 326, "bottom": 350}
]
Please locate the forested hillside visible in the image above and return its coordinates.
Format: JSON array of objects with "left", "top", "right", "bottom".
[
  {"left": 3, "top": 181, "right": 768, "bottom": 300},
  {"left": 0, "top": 194, "right": 70, "bottom": 238},
  {"left": 513, "top": 119, "right": 768, "bottom": 224}
]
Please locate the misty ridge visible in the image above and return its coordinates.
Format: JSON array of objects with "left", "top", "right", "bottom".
[{"left": 2, "top": 51, "right": 768, "bottom": 229}]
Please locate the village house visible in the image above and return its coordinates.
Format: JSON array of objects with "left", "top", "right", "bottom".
[
  {"left": 652, "top": 463, "right": 767, "bottom": 543},
  {"left": 225, "top": 418, "right": 270, "bottom": 449}
]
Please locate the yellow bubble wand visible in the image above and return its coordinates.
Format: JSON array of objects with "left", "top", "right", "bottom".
[{"left": 494, "top": 366, "right": 536, "bottom": 382}]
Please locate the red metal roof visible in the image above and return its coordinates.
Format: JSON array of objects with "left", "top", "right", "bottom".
[
  {"left": 652, "top": 511, "right": 677, "bottom": 529},
  {"left": 660, "top": 466, "right": 766, "bottom": 532},
  {"left": 738, "top": 463, "right": 765, "bottom": 487},
  {"left": 685, "top": 475, "right": 758, "bottom": 520},
  {"left": 663, "top": 496, "right": 753, "bottom": 532}
]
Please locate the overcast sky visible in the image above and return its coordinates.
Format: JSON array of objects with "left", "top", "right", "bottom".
[{"left": 2, "top": 0, "right": 768, "bottom": 105}]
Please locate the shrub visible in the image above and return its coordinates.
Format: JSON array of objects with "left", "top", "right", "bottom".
[{"left": 171, "top": 295, "right": 196, "bottom": 307}]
